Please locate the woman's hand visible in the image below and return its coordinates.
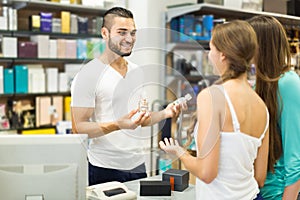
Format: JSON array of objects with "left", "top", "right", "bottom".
[{"left": 159, "top": 137, "right": 186, "bottom": 158}]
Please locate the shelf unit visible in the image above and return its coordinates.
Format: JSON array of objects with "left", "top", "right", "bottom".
[
  {"left": 164, "top": 3, "right": 300, "bottom": 98},
  {"left": 11, "top": 0, "right": 106, "bottom": 15},
  {"left": 159, "top": 3, "right": 300, "bottom": 174},
  {"left": 0, "top": 0, "right": 106, "bottom": 133},
  {"left": 165, "top": 3, "right": 300, "bottom": 24}
]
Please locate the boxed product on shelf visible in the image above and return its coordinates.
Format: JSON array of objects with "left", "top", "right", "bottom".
[
  {"left": 77, "top": 39, "right": 87, "bottom": 59},
  {"left": 0, "top": 6, "right": 8, "bottom": 30},
  {"left": 18, "top": 41, "right": 38, "bottom": 58},
  {"left": 65, "top": 39, "right": 77, "bottom": 58},
  {"left": 77, "top": 16, "right": 88, "bottom": 34},
  {"left": 52, "top": 18, "right": 61, "bottom": 33},
  {"left": 61, "top": 11, "right": 71, "bottom": 33},
  {"left": 49, "top": 39, "right": 57, "bottom": 58},
  {"left": 46, "top": 68, "right": 58, "bottom": 93},
  {"left": 27, "top": 64, "right": 45, "bottom": 93},
  {"left": 30, "top": 35, "right": 50, "bottom": 58},
  {"left": 3, "top": 68, "right": 14, "bottom": 94},
  {"left": 57, "top": 39, "right": 67, "bottom": 58},
  {"left": 70, "top": 14, "right": 78, "bottom": 34},
  {"left": 14, "top": 65, "right": 28, "bottom": 94},
  {"left": 40, "top": 12, "right": 53, "bottom": 32},
  {"left": 2, "top": 37, "right": 17, "bottom": 58},
  {"left": 29, "top": 15, "right": 41, "bottom": 31},
  {"left": 58, "top": 72, "right": 69, "bottom": 92}
]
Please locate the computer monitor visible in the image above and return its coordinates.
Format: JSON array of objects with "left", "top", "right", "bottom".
[{"left": 0, "top": 134, "right": 88, "bottom": 200}]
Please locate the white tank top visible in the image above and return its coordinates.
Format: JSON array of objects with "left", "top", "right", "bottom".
[{"left": 194, "top": 87, "right": 269, "bottom": 200}]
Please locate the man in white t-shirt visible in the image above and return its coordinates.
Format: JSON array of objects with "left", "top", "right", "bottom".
[{"left": 71, "top": 7, "right": 181, "bottom": 185}]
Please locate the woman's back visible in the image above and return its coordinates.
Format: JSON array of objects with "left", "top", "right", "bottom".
[
  {"left": 195, "top": 81, "right": 269, "bottom": 199},
  {"left": 222, "top": 80, "right": 268, "bottom": 138}
]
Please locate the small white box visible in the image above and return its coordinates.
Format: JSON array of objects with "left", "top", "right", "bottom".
[
  {"left": 0, "top": 16, "right": 7, "bottom": 30},
  {"left": 30, "top": 35, "right": 50, "bottom": 58},
  {"left": 2, "top": 37, "right": 17, "bottom": 57},
  {"left": 46, "top": 68, "right": 58, "bottom": 93},
  {"left": 49, "top": 39, "right": 57, "bottom": 58},
  {"left": 31, "top": 72, "right": 45, "bottom": 93},
  {"left": 58, "top": 72, "right": 69, "bottom": 92}
]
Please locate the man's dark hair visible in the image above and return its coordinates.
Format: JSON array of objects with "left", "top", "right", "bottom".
[{"left": 102, "top": 7, "right": 134, "bottom": 29}]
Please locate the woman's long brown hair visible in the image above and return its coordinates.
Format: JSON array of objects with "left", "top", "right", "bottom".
[{"left": 248, "top": 15, "right": 290, "bottom": 172}]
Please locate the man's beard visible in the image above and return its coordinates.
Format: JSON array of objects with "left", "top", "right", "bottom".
[{"left": 108, "top": 39, "right": 132, "bottom": 57}]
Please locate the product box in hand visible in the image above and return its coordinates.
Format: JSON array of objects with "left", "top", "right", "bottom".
[{"left": 162, "top": 169, "right": 189, "bottom": 192}]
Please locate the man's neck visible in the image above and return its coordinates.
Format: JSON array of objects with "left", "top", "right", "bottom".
[
  {"left": 99, "top": 53, "right": 127, "bottom": 69},
  {"left": 99, "top": 53, "right": 128, "bottom": 77}
]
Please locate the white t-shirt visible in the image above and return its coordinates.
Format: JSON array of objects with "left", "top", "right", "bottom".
[
  {"left": 71, "top": 58, "right": 146, "bottom": 170},
  {"left": 194, "top": 86, "right": 269, "bottom": 199}
]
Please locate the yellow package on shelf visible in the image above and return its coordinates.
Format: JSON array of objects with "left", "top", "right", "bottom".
[
  {"left": 22, "top": 128, "right": 56, "bottom": 135},
  {"left": 64, "top": 96, "right": 71, "bottom": 121},
  {"left": 61, "top": 11, "right": 71, "bottom": 34}
]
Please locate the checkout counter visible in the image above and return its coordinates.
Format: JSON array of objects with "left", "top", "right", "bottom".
[{"left": 87, "top": 174, "right": 195, "bottom": 200}]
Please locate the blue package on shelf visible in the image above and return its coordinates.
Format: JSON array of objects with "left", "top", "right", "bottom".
[
  {"left": 14, "top": 65, "right": 28, "bottom": 94},
  {"left": 170, "top": 17, "right": 180, "bottom": 42},
  {"left": 40, "top": 12, "right": 53, "bottom": 32},
  {"left": 4, "top": 68, "right": 14, "bottom": 94},
  {"left": 179, "top": 15, "right": 195, "bottom": 42},
  {"left": 77, "top": 39, "right": 87, "bottom": 59},
  {"left": 202, "top": 15, "right": 214, "bottom": 39}
]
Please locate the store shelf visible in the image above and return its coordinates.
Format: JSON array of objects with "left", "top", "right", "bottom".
[
  {"left": 0, "top": 57, "right": 89, "bottom": 63},
  {"left": 166, "top": 3, "right": 300, "bottom": 25},
  {"left": 0, "top": 125, "right": 56, "bottom": 132},
  {"left": 0, "top": 92, "right": 70, "bottom": 98},
  {"left": 0, "top": 30, "right": 13, "bottom": 36},
  {"left": 10, "top": 0, "right": 106, "bottom": 15},
  {"left": 167, "top": 41, "right": 209, "bottom": 52},
  {"left": 12, "top": 30, "right": 101, "bottom": 39}
]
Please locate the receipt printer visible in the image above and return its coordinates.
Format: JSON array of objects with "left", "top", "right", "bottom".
[
  {"left": 162, "top": 169, "right": 189, "bottom": 192},
  {"left": 86, "top": 181, "right": 137, "bottom": 200}
]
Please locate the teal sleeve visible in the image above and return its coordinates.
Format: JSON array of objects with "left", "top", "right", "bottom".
[{"left": 278, "top": 71, "right": 300, "bottom": 187}]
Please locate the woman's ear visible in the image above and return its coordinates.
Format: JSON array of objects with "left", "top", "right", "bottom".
[{"left": 220, "top": 52, "right": 226, "bottom": 63}]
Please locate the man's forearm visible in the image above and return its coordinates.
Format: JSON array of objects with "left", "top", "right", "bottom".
[
  {"left": 73, "top": 121, "right": 120, "bottom": 138},
  {"left": 142, "top": 110, "right": 167, "bottom": 126}
]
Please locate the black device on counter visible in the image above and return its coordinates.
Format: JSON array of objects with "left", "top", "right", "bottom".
[{"left": 140, "top": 180, "right": 171, "bottom": 196}]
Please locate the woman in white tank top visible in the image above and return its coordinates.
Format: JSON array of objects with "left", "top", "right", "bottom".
[{"left": 160, "top": 20, "right": 269, "bottom": 200}]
